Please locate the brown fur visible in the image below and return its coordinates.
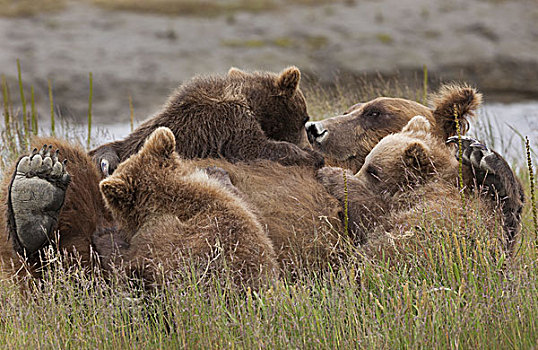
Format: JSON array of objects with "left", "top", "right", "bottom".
[
  {"left": 96, "top": 155, "right": 344, "bottom": 278},
  {"left": 0, "top": 83, "right": 517, "bottom": 285},
  {"left": 0, "top": 136, "right": 111, "bottom": 278},
  {"left": 89, "top": 67, "right": 323, "bottom": 174},
  {"left": 99, "top": 127, "right": 280, "bottom": 288},
  {"left": 307, "top": 84, "right": 482, "bottom": 173},
  {"left": 188, "top": 159, "right": 344, "bottom": 271},
  {"left": 316, "top": 116, "right": 504, "bottom": 253}
]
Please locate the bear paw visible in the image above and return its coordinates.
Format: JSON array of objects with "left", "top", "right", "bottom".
[
  {"left": 447, "top": 136, "right": 520, "bottom": 197},
  {"left": 447, "top": 136, "right": 524, "bottom": 247},
  {"left": 8, "top": 145, "right": 71, "bottom": 255},
  {"left": 305, "top": 148, "right": 325, "bottom": 169}
]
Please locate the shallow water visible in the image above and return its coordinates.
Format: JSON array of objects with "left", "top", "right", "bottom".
[
  {"left": 31, "top": 101, "right": 538, "bottom": 168},
  {"left": 472, "top": 102, "right": 538, "bottom": 166}
]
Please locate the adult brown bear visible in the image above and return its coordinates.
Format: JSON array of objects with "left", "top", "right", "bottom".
[{"left": 0, "top": 74, "right": 523, "bottom": 285}]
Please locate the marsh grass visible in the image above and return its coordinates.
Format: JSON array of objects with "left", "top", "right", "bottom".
[
  {"left": 0, "top": 0, "right": 65, "bottom": 17},
  {"left": 303, "top": 73, "right": 426, "bottom": 121},
  {"left": 91, "top": 0, "right": 350, "bottom": 17},
  {"left": 1, "top": 71, "right": 538, "bottom": 348},
  {"left": 0, "top": 0, "right": 351, "bottom": 18}
]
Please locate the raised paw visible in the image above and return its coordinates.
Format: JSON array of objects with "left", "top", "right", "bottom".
[
  {"left": 447, "top": 136, "right": 517, "bottom": 197},
  {"left": 447, "top": 136, "right": 524, "bottom": 248},
  {"left": 447, "top": 136, "right": 496, "bottom": 174},
  {"left": 8, "top": 145, "right": 71, "bottom": 255}
]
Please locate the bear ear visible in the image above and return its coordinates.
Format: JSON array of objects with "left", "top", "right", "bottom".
[
  {"left": 402, "top": 141, "right": 432, "bottom": 176},
  {"left": 140, "top": 127, "right": 176, "bottom": 159},
  {"left": 277, "top": 66, "right": 301, "bottom": 97},
  {"left": 430, "top": 83, "right": 482, "bottom": 140},
  {"left": 228, "top": 67, "right": 249, "bottom": 79},
  {"left": 100, "top": 177, "right": 132, "bottom": 209},
  {"left": 401, "top": 115, "right": 432, "bottom": 134}
]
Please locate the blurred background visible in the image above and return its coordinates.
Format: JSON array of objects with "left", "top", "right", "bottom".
[{"left": 0, "top": 0, "right": 537, "bottom": 162}]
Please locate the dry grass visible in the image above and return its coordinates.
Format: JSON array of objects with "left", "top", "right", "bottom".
[
  {"left": 0, "top": 0, "right": 65, "bottom": 17},
  {"left": 0, "top": 0, "right": 352, "bottom": 17},
  {"left": 92, "top": 0, "right": 351, "bottom": 16}
]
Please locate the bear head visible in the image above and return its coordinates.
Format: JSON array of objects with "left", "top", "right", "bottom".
[
  {"left": 99, "top": 127, "right": 179, "bottom": 230},
  {"left": 306, "top": 83, "right": 482, "bottom": 173},
  {"left": 228, "top": 66, "right": 311, "bottom": 149},
  {"left": 355, "top": 115, "right": 458, "bottom": 195}
]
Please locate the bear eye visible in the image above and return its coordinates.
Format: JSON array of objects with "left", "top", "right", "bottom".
[{"left": 366, "top": 110, "right": 380, "bottom": 118}]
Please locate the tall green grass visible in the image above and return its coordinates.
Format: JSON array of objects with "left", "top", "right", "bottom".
[{"left": 1, "top": 69, "right": 537, "bottom": 349}]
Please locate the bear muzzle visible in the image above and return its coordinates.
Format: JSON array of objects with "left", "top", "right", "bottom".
[{"left": 306, "top": 121, "right": 329, "bottom": 145}]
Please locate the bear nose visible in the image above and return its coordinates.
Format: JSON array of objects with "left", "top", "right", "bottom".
[{"left": 306, "top": 121, "right": 328, "bottom": 144}]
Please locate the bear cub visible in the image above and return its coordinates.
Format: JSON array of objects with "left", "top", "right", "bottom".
[
  {"left": 91, "top": 67, "right": 323, "bottom": 176},
  {"left": 317, "top": 115, "right": 516, "bottom": 253},
  {"left": 98, "top": 127, "right": 279, "bottom": 288}
]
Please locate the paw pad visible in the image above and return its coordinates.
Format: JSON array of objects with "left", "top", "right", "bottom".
[
  {"left": 9, "top": 145, "right": 71, "bottom": 254},
  {"left": 16, "top": 144, "right": 70, "bottom": 184}
]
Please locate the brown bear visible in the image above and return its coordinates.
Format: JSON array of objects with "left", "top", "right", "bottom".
[
  {"left": 307, "top": 83, "right": 524, "bottom": 247},
  {"left": 89, "top": 66, "right": 323, "bottom": 176},
  {"left": 307, "top": 84, "right": 482, "bottom": 173},
  {"left": 315, "top": 115, "right": 509, "bottom": 254},
  {"left": 0, "top": 82, "right": 523, "bottom": 283},
  {"left": 97, "top": 127, "right": 279, "bottom": 288}
]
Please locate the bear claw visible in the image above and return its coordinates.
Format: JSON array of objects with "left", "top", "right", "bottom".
[
  {"left": 447, "top": 136, "right": 497, "bottom": 174},
  {"left": 447, "top": 136, "right": 524, "bottom": 248},
  {"left": 8, "top": 146, "right": 71, "bottom": 255}
]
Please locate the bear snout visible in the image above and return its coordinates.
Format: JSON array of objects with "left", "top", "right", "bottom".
[{"left": 306, "top": 121, "right": 329, "bottom": 145}]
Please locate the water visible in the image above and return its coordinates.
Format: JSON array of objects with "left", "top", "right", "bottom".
[
  {"left": 471, "top": 102, "right": 538, "bottom": 166},
  {"left": 28, "top": 101, "right": 538, "bottom": 167}
]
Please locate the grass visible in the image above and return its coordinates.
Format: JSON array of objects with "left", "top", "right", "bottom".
[
  {"left": 91, "top": 0, "right": 351, "bottom": 17},
  {"left": 0, "top": 0, "right": 352, "bottom": 17},
  {"left": 0, "top": 0, "right": 65, "bottom": 17},
  {"left": 1, "top": 72, "right": 538, "bottom": 348},
  {"left": 221, "top": 34, "right": 329, "bottom": 51},
  {"left": 376, "top": 33, "right": 394, "bottom": 45}
]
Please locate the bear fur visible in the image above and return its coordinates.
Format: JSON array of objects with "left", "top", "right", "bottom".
[
  {"left": 89, "top": 66, "right": 323, "bottom": 176},
  {"left": 0, "top": 82, "right": 522, "bottom": 284},
  {"left": 306, "top": 83, "right": 482, "bottom": 174},
  {"left": 316, "top": 115, "right": 513, "bottom": 255},
  {"left": 97, "top": 127, "right": 279, "bottom": 288},
  {"left": 0, "top": 137, "right": 110, "bottom": 279}
]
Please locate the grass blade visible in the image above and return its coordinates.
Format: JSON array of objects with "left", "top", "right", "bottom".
[
  {"left": 17, "top": 59, "right": 28, "bottom": 146},
  {"left": 87, "top": 72, "right": 93, "bottom": 150},
  {"left": 31, "top": 85, "right": 37, "bottom": 135},
  {"left": 48, "top": 79, "right": 54, "bottom": 137}
]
